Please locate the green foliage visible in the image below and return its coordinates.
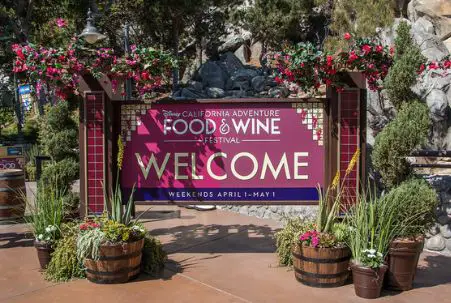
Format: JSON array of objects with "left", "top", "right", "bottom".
[
  {"left": 142, "top": 235, "right": 167, "bottom": 276},
  {"left": 331, "top": 222, "right": 348, "bottom": 243},
  {"left": 372, "top": 100, "right": 430, "bottom": 188},
  {"left": 234, "top": 0, "right": 317, "bottom": 48},
  {"left": 382, "top": 178, "right": 438, "bottom": 238},
  {"left": 45, "top": 223, "right": 85, "bottom": 282},
  {"left": 275, "top": 217, "right": 314, "bottom": 266},
  {"left": 384, "top": 22, "right": 426, "bottom": 110},
  {"left": 23, "top": 184, "right": 65, "bottom": 243},
  {"left": 327, "top": 0, "right": 394, "bottom": 51},
  {"left": 102, "top": 220, "right": 145, "bottom": 243},
  {"left": 76, "top": 228, "right": 105, "bottom": 261},
  {"left": 345, "top": 190, "right": 405, "bottom": 267},
  {"left": 316, "top": 184, "right": 341, "bottom": 234},
  {"left": 39, "top": 102, "right": 78, "bottom": 162},
  {"left": 0, "top": 105, "right": 14, "bottom": 134},
  {"left": 24, "top": 144, "right": 41, "bottom": 181},
  {"left": 106, "top": 174, "right": 136, "bottom": 226},
  {"left": 40, "top": 158, "right": 79, "bottom": 191}
]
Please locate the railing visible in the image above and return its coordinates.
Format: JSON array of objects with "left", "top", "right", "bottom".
[{"left": 409, "top": 150, "right": 451, "bottom": 169}]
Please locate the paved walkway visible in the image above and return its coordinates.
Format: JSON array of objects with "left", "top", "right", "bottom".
[{"left": 1, "top": 206, "right": 451, "bottom": 303}]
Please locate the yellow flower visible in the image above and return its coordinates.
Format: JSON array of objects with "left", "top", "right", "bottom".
[
  {"left": 345, "top": 148, "right": 360, "bottom": 176},
  {"left": 331, "top": 171, "right": 340, "bottom": 189}
]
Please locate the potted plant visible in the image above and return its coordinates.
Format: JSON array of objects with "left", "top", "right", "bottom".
[
  {"left": 382, "top": 178, "right": 438, "bottom": 291},
  {"left": 345, "top": 191, "right": 405, "bottom": 299},
  {"left": 76, "top": 181, "right": 147, "bottom": 284},
  {"left": 291, "top": 151, "right": 362, "bottom": 288},
  {"left": 24, "top": 185, "right": 65, "bottom": 269}
]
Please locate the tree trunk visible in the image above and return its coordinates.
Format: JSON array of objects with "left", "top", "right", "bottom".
[
  {"left": 195, "top": 37, "right": 203, "bottom": 69},
  {"left": 172, "top": 17, "right": 180, "bottom": 92}
]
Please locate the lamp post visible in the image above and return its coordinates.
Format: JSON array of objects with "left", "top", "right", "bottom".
[
  {"left": 79, "top": 9, "right": 132, "bottom": 99},
  {"left": 78, "top": 9, "right": 106, "bottom": 44}
]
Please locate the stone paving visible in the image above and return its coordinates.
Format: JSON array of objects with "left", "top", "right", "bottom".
[{"left": 1, "top": 205, "right": 451, "bottom": 303}]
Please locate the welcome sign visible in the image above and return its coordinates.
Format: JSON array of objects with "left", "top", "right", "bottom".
[{"left": 120, "top": 101, "right": 325, "bottom": 204}]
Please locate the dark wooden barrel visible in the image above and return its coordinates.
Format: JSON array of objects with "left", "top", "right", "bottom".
[
  {"left": 0, "top": 169, "right": 26, "bottom": 223},
  {"left": 292, "top": 244, "right": 351, "bottom": 288},
  {"left": 84, "top": 238, "right": 144, "bottom": 284}
]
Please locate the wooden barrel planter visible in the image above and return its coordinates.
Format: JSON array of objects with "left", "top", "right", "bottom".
[
  {"left": 292, "top": 244, "right": 351, "bottom": 288},
  {"left": 84, "top": 238, "right": 144, "bottom": 284},
  {"left": 0, "top": 169, "right": 26, "bottom": 223}
]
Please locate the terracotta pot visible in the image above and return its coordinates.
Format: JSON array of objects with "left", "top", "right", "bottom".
[
  {"left": 34, "top": 240, "right": 54, "bottom": 270},
  {"left": 84, "top": 238, "right": 144, "bottom": 284},
  {"left": 351, "top": 263, "right": 388, "bottom": 299},
  {"left": 386, "top": 237, "right": 424, "bottom": 291},
  {"left": 292, "top": 244, "right": 351, "bottom": 288}
]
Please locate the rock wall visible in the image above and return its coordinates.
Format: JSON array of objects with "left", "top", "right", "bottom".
[{"left": 368, "top": 1, "right": 451, "bottom": 255}]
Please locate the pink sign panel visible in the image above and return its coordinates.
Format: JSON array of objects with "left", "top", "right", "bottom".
[{"left": 120, "top": 101, "right": 325, "bottom": 203}]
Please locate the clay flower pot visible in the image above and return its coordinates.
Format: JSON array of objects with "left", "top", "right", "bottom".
[
  {"left": 386, "top": 237, "right": 424, "bottom": 291},
  {"left": 34, "top": 240, "right": 54, "bottom": 270},
  {"left": 351, "top": 263, "right": 388, "bottom": 299}
]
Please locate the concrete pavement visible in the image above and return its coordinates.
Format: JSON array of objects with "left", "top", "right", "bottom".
[{"left": 1, "top": 206, "right": 451, "bottom": 303}]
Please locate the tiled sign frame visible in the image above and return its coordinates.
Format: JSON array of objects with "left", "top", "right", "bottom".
[{"left": 79, "top": 86, "right": 366, "bottom": 216}]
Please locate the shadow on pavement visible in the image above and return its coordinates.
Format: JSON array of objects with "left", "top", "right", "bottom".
[
  {"left": 414, "top": 254, "right": 451, "bottom": 288},
  {"left": 0, "top": 232, "right": 34, "bottom": 249},
  {"left": 150, "top": 223, "right": 275, "bottom": 254}
]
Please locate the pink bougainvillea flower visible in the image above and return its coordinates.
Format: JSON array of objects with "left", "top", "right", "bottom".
[
  {"left": 344, "top": 33, "right": 352, "bottom": 40},
  {"left": 348, "top": 51, "right": 358, "bottom": 62},
  {"left": 361, "top": 45, "right": 372, "bottom": 54},
  {"left": 274, "top": 76, "right": 283, "bottom": 84},
  {"left": 326, "top": 55, "right": 333, "bottom": 66},
  {"left": 417, "top": 63, "right": 426, "bottom": 74},
  {"left": 56, "top": 18, "right": 67, "bottom": 28},
  {"left": 429, "top": 62, "right": 439, "bottom": 70},
  {"left": 375, "top": 45, "right": 384, "bottom": 53}
]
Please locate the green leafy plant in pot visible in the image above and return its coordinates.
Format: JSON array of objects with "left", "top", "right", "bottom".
[
  {"left": 382, "top": 178, "right": 438, "bottom": 291},
  {"left": 76, "top": 137, "right": 147, "bottom": 284},
  {"left": 291, "top": 150, "right": 359, "bottom": 288},
  {"left": 22, "top": 184, "right": 65, "bottom": 269},
  {"left": 345, "top": 189, "right": 412, "bottom": 299}
]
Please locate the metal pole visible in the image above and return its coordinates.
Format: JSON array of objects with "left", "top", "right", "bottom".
[{"left": 124, "top": 23, "right": 132, "bottom": 100}]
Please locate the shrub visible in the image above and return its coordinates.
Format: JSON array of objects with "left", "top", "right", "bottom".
[
  {"left": 40, "top": 158, "right": 79, "bottom": 191},
  {"left": 142, "top": 235, "right": 167, "bottom": 276},
  {"left": 45, "top": 223, "right": 85, "bottom": 282},
  {"left": 275, "top": 217, "right": 314, "bottom": 266},
  {"left": 384, "top": 21, "right": 426, "bottom": 110},
  {"left": 372, "top": 100, "right": 430, "bottom": 188},
  {"left": 381, "top": 178, "right": 438, "bottom": 238}
]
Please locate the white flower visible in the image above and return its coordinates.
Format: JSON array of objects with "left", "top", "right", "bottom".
[
  {"left": 38, "top": 234, "right": 44, "bottom": 240},
  {"left": 368, "top": 254, "right": 376, "bottom": 258},
  {"left": 368, "top": 249, "right": 376, "bottom": 255},
  {"left": 50, "top": 225, "right": 57, "bottom": 232},
  {"left": 45, "top": 237, "right": 50, "bottom": 241},
  {"left": 45, "top": 227, "right": 51, "bottom": 233}
]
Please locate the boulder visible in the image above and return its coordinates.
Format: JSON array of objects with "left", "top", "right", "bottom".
[
  {"left": 234, "top": 44, "right": 251, "bottom": 64},
  {"left": 189, "top": 81, "right": 203, "bottom": 92},
  {"left": 230, "top": 68, "right": 259, "bottom": 82},
  {"left": 231, "top": 80, "right": 250, "bottom": 91},
  {"left": 218, "top": 35, "right": 244, "bottom": 53},
  {"left": 426, "top": 89, "right": 448, "bottom": 122},
  {"left": 206, "top": 87, "right": 225, "bottom": 98},
  {"left": 408, "top": 0, "right": 451, "bottom": 39},
  {"left": 440, "top": 224, "right": 451, "bottom": 238},
  {"left": 180, "top": 87, "right": 206, "bottom": 99},
  {"left": 249, "top": 41, "right": 263, "bottom": 67},
  {"left": 218, "top": 52, "right": 244, "bottom": 76},
  {"left": 251, "top": 76, "right": 266, "bottom": 92},
  {"left": 412, "top": 18, "right": 449, "bottom": 61},
  {"left": 426, "top": 234, "right": 446, "bottom": 251},
  {"left": 199, "top": 61, "right": 227, "bottom": 89}
]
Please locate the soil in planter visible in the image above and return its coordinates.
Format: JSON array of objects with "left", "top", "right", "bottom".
[
  {"left": 351, "top": 263, "right": 388, "bottom": 299},
  {"left": 34, "top": 241, "right": 54, "bottom": 270},
  {"left": 386, "top": 237, "right": 424, "bottom": 291},
  {"left": 84, "top": 239, "right": 144, "bottom": 284},
  {"left": 292, "top": 245, "right": 351, "bottom": 288}
]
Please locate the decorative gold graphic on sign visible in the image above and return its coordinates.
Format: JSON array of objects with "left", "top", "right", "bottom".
[
  {"left": 292, "top": 102, "right": 323, "bottom": 146},
  {"left": 121, "top": 104, "right": 152, "bottom": 141}
]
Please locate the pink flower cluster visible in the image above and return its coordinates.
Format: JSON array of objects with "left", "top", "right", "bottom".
[
  {"left": 299, "top": 230, "right": 320, "bottom": 248},
  {"left": 12, "top": 39, "right": 175, "bottom": 100},
  {"left": 79, "top": 221, "right": 100, "bottom": 231},
  {"left": 271, "top": 33, "right": 393, "bottom": 93}
]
